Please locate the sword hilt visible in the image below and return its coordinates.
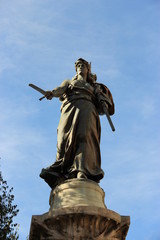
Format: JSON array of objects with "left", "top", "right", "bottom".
[{"left": 39, "top": 96, "right": 46, "bottom": 101}]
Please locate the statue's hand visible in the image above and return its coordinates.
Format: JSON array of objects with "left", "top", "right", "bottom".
[
  {"left": 45, "top": 91, "right": 54, "bottom": 100},
  {"left": 94, "top": 84, "right": 102, "bottom": 95}
]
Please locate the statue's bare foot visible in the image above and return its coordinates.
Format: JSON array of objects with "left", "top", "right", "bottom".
[{"left": 77, "top": 172, "right": 87, "bottom": 179}]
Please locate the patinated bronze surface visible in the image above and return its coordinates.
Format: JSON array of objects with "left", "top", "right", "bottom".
[
  {"left": 39, "top": 58, "right": 115, "bottom": 189},
  {"left": 29, "top": 59, "right": 131, "bottom": 240}
]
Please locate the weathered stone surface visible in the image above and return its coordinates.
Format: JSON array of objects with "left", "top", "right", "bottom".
[
  {"left": 29, "top": 179, "right": 130, "bottom": 239},
  {"left": 29, "top": 207, "right": 130, "bottom": 240},
  {"left": 49, "top": 178, "right": 106, "bottom": 211}
]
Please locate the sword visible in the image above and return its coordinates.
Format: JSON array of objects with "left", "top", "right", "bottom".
[
  {"left": 101, "top": 101, "right": 115, "bottom": 131},
  {"left": 94, "top": 83, "right": 115, "bottom": 132},
  {"left": 29, "top": 83, "right": 46, "bottom": 101}
]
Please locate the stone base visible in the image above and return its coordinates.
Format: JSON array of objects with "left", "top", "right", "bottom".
[
  {"left": 29, "top": 179, "right": 130, "bottom": 240},
  {"left": 29, "top": 207, "right": 130, "bottom": 240},
  {"left": 49, "top": 178, "right": 106, "bottom": 211}
]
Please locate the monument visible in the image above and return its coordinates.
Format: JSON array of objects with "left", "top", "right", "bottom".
[{"left": 29, "top": 58, "right": 130, "bottom": 239}]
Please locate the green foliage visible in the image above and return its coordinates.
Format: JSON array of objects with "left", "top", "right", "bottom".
[{"left": 0, "top": 171, "right": 19, "bottom": 240}]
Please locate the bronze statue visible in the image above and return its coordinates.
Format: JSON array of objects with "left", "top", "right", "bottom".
[{"left": 29, "top": 58, "right": 115, "bottom": 189}]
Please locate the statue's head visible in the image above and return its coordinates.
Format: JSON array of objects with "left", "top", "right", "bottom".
[
  {"left": 75, "top": 58, "right": 91, "bottom": 73},
  {"left": 74, "top": 58, "right": 97, "bottom": 83}
]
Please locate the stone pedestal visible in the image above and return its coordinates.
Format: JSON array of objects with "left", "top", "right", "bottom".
[
  {"left": 29, "top": 179, "right": 130, "bottom": 240},
  {"left": 49, "top": 179, "right": 106, "bottom": 210}
]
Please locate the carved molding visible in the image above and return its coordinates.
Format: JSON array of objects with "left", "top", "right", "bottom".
[{"left": 29, "top": 207, "right": 130, "bottom": 240}]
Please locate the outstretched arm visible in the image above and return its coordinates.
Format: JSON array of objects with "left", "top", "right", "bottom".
[{"left": 45, "top": 80, "right": 69, "bottom": 100}]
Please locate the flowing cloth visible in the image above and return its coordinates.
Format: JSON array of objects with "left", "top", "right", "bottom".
[{"left": 40, "top": 79, "right": 114, "bottom": 187}]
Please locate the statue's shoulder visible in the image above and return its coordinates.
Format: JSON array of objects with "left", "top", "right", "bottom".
[
  {"left": 60, "top": 79, "right": 71, "bottom": 86},
  {"left": 95, "top": 83, "right": 109, "bottom": 92}
]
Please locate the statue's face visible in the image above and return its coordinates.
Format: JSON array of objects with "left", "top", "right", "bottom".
[{"left": 76, "top": 62, "right": 88, "bottom": 77}]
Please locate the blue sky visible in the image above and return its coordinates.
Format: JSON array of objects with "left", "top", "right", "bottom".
[{"left": 0, "top": 0, "right": 159, "bottom": 239}]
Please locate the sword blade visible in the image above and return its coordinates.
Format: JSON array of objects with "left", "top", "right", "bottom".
[
  {"left": 29, "top": 84, "right": 46, "bottom": 95},
  {"left": 101, "top": 102, "right": 115, "bottom": 131}
]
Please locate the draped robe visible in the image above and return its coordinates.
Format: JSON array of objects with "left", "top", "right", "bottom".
[{"left": 40, "top": 79, "right": 114, "bottom": 188}]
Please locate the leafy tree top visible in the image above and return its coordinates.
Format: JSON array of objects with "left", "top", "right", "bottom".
[{"left": 0, "top": 171, "right": 19, "bottom": 240}]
